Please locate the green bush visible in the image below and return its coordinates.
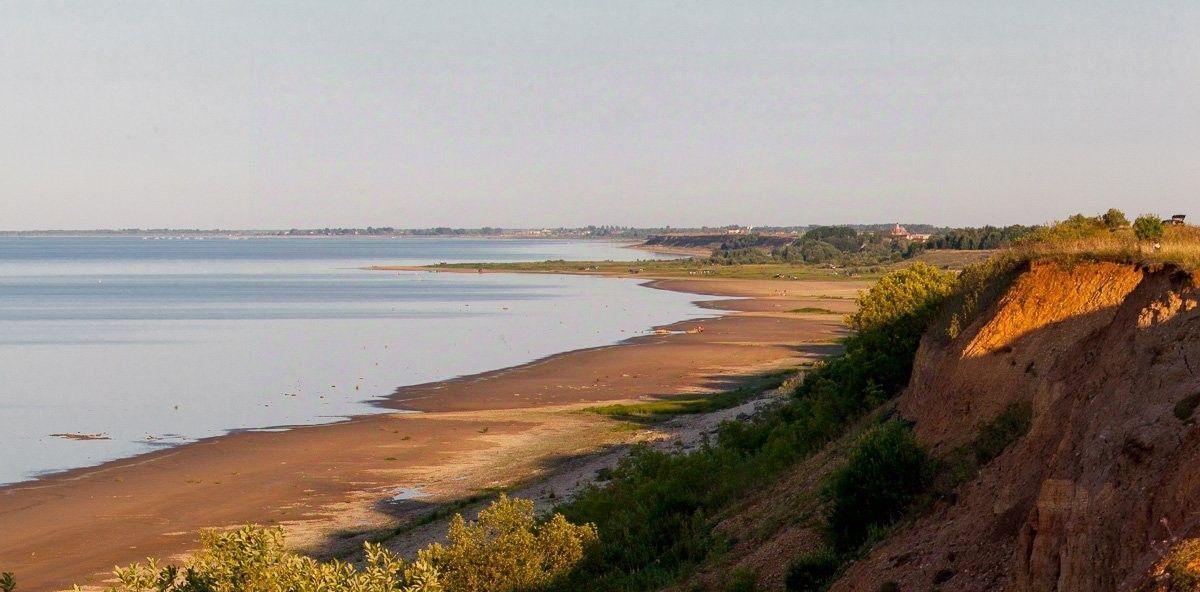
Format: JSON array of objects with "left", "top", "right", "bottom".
[
  {"left": 552, "top": 443, "right": 737, "bottom": 591},
  {"left": 784, "top": 548, "right": 842, "bottom": 592},
  {"left": 845, "top": 263, "right": 956, "bottom": 391},
  {"left": 824, "top": 422, "right": 931, "bottom": 551},
  {"left": 1134, "top": 214, "right": 1166, "bottom": 242}
]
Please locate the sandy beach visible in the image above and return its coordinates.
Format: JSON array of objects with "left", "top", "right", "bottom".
[{"left": 0, "top": 274, "right": 866, "bottom": 591}]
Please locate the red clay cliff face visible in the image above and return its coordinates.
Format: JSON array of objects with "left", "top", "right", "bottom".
[{"left": 835, "top": 261, "right": 1200, "bottom": 592}]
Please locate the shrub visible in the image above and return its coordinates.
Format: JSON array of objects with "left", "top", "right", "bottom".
[
  {"left": 1134, "top": 214, "right": 1166, "bottom": 242},
  {"left": 100, "top": 495, "right": 593, "bottom": 592},
  {"left": 824, "top": 422, "right": 931, "bottom": 551},
  {"left": 784, "top": 548, "right": 842, "bottom": 592},
  {"left": 553, "top": 444, "right": 736, "bottom": 591},
  {"left": 420, "top": 494, "right": 597, "bottom": 592}
]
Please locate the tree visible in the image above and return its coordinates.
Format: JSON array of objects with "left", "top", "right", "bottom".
[
  {"left": 847, "top": 262, "right": 956, "bottom": 335},
  {"left": 1102, "top": 208, "right": 1129, "bottom": 230},
  {"left": 801, "top": 226, "right": 860, "bottom": 252},
  {"left": 1133, "top": 214, "right": 1165, "bottom": 242}
]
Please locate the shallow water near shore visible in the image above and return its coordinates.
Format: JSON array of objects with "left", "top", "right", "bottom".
[{"left": 0, "top": 237, "right": 715, "bottom": 485}]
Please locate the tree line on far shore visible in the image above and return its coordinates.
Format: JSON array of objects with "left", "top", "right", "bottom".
[{"left": 706, "top": 208, "right": 1180, "bottom": 268}]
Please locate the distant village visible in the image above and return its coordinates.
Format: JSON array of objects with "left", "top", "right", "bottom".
[
  {"left": 668, "top": 222, "right": 932, "bottom": 242},
  {"left": 0, "top": 223, "right": 946, "bottom": 239}
]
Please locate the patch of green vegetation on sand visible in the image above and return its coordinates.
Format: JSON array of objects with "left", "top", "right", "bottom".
[
  {"left": 422, "top": 259, "right": 884, "bottom": 280},
  {"left": 584, "top": 370, "right": 793, "bottom": 423}
]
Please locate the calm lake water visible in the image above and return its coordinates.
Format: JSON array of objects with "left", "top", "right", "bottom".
[{"left": 0, "top": 237, "right": 715, "bottom": 484}]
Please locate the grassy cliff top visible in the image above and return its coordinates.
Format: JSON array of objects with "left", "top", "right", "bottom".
[{"left": 1015, "top": 225, "right": 1200, "bottom": 270}]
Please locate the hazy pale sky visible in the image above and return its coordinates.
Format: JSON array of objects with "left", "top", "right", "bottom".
[{"left": 2, "top": 1, "right": 1198, "bottom": 230}]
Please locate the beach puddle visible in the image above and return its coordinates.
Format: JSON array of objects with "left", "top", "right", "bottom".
[{"left": 390, "top": 486, "right": 429, "bottom": 501}]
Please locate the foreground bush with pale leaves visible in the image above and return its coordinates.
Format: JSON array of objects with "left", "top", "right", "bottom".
[{"left": 94, "top": 494, "right": 595, "bottom": 592}]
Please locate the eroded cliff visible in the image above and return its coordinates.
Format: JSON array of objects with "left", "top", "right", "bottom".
[{"left": 836, "top": 261, "right": 1200, "bottom": 591}]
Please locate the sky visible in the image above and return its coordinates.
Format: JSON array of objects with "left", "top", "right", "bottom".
[{"left": 2, "top": 1, "right": 1198, "bottom": 230}]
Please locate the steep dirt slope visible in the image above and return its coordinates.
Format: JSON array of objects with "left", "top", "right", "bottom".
[{"left": 836, "top": 261, "right": 1200, "bottom": 591}]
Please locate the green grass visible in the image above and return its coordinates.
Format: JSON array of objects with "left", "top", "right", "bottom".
[
  {"left": 788, "top": 307, "right": 838, "bottom": 314},
  {"left": 584, "top": 370, "right": 793, "bottom": 422},
  {"left": 908, "top": 249, "right": 998, "bottom": 269}
]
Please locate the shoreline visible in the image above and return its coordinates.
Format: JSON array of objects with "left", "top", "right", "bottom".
[
  {"left": 0, "top": 272, "right": 866, "bottom": 591},
  {"left": 624, "top": 242, "right": 711, "bottom": 257}
]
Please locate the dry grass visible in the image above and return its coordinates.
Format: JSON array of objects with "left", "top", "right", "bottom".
[
  {"left": 910, "top": 249, "right": 1000, "bottom": 269},
  {"left": 1015, "top": 226, "right": 1200, "bottom": 271}
]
